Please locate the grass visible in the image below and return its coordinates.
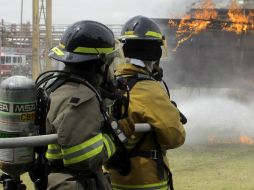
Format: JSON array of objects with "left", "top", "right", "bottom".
[
  {"left": 1, "top": 144, "right": 254, "bottom": 190},
  {"left": 168, "top": 144, "right": 254, "bottom": 190}
]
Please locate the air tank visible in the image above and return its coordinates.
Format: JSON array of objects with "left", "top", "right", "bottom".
[{"left": 0, "top": 76, "right": 37, "bottom": 178}]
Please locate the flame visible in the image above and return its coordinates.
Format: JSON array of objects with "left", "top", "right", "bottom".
[
  {"left": 250, "top": 12, "right": 254, "bottom": 31},
  {"left": 169, "top": 0, "right": 217, "bottom": 51},
  {"left": 222, "top": 0, "right": 251, "bottom": 34},
  {"left": 208, "top": 134, "right": 254, "bottom": 145},
  {"left": 169, "top": 0, "right": 254, "bottom": 51},
  {"left": 239, "top": 135, "right": 254, "bottom": 145}
]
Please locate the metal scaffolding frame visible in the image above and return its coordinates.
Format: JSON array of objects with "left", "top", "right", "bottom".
[{"left": 32, "top": 0, "right": 52, "bottom": 79}]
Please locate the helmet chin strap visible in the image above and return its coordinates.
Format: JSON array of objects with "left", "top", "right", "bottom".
[
  {"left": 99, "top": 62, "right": 114, "bottom": 92},
  {"left": 103, "top": 64, "right": 110, "bottom": 84}
]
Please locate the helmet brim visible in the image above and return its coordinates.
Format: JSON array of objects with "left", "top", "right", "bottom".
[
  {"left": 119, "top": 37, "right": 163, "bottom": 45},
  {"left": 48, "top": 46, "right": 100, "bottom": 64}
]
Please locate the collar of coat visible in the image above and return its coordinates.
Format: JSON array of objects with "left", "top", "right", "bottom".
[{"left": 115, "top": 63, "right": 150, "bottom": 77}]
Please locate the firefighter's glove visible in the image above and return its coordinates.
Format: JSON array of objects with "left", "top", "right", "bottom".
[
  {"left": 29, "top": 159, "right": 48, "bottom": 189},
  {"left": 105, "top": 147, "right": 131, "bottom": 176},
  {"left": 171, "top": 101, "right": 187, "bottom": 125}
]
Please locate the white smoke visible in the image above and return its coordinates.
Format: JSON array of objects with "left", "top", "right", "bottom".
[
  {"left": 0, "top": 0, "right": 227, "bottom": 24},
  {"left": 171, "top": 88, "right": 254, "bottom": 144}
]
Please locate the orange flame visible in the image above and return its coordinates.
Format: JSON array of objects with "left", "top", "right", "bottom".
[
  {"left": 239, "top": 135, "right": 254, "bottom": 145},
  {"left": 169, "top": 0, "right": 217, "bottom": 51},
  {"left": 222, "top": 0, "right": 250, "bottom": 34},
  {"left": 208, "top": 134, "right": 254, "bottom": 145},
  {"left": 169, "top": 0, "right": 254, "bottom": 51}
]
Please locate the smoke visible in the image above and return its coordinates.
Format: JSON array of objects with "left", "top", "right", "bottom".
[
  {"left": 0, "top": 0, "right": 236, "bottom": 24},
  {"left": 164, "top": 0, "right": 233, "bottom": 19},
  {"left": 166, "top": 0, "right": 199, "bottom": 18},
  {"left": 170, "top": 88, "right": 254, "bottom": 144},
  {"left": 158, "top": 0, "right": 254, "bottom": 145},
  {"left": 49, "top": 0, "right": 201, "bottom": 24}
]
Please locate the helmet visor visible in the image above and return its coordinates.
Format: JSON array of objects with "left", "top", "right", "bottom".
[
  {"left": 100, "top": 40, "right": 125, "bottom": 82},
  {"left": 48, "top": 40, "right": 125, "bottom": 67},
  {"left": 104, "top": 39, "right": 125, "bottom": 72},
  {"left": 160, "top": 38, "right": 169, "bottom": 61}
]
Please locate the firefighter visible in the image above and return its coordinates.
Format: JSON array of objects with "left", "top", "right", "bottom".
[
  {"left": 45, "top": 20, "right": 122, "bottom": 190},
  {"left": 108, "top": 15, "right": 186, "bottom": 190}
]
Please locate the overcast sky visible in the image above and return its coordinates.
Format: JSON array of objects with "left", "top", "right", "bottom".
[{"left": 0, "top": 0, "right": 201, "bottom": 25}]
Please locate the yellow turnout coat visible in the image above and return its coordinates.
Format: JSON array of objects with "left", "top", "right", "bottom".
[{"left": 109, "top": 63, "right": 186, "bottom": 190}]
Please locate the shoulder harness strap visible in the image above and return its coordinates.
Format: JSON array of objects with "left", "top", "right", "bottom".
[
  {"left": 124, "top": 73, "right": 155, "bottom": 91},
  {"left": 112, "top": 73, "right": 155, "bottom": 120},
  {"left": 36, "top": 72, "right": 107, "bottom": 125}
]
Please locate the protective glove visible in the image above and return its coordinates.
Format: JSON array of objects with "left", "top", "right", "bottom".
[
  {"left": 171, "top": 101, "right": 187, "bottom": 125},
  {"left": 28, "top": 155, "right": 49, "bottom": 190}
]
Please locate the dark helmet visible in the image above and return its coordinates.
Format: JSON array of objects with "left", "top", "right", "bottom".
[
  {"left": 48, "top": 20, "right": 115, "bottom": 65},
  {"left": 119, "top": 16, "right": 164, "bottom": 61},
  {"left": 120, "top": 15, "right": 163, "bottom": 43}
]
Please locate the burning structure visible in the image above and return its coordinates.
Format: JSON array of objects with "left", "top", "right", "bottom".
[
  {"left": 154, "top": 0, "right": 254, "bottom": 90},
  {"left": 153, "top": 0, "right": 254, "bottom": 145}
]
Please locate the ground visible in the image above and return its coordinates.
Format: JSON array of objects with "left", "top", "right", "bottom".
[
  {"left": 169, "top": 144, "right": 254, "bottom": 190},
  {"left": 0, "top": 144, "right": 254, "bottom": 189}
]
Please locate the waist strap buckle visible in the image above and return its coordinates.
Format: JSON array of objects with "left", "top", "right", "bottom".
[{"left": 151, "top": 150, "right": 158, "bottom": 160}]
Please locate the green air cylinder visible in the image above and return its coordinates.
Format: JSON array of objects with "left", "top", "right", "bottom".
[{"left": 0, "top": 75, "right": 37, "bottom": 178}]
